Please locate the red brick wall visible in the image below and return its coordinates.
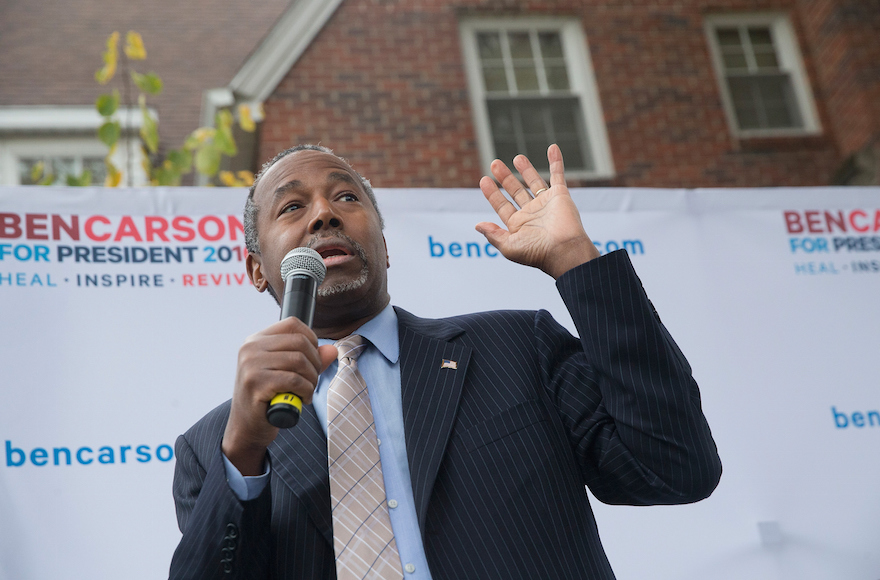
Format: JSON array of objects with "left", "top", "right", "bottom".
[{"left": 260, "top": 0, "right": 877, "bottom": 188}]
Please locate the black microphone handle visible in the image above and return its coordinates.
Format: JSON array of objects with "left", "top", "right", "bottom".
[{"left": 267, "top": 273, "right": 319, "bottom": 428}]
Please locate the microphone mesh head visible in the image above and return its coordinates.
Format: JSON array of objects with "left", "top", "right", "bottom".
[{"left": 280, "top": 247, "right": 326, "bottom": 284}]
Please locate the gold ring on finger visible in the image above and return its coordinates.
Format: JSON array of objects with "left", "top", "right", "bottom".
[{"left": 534, "top": 187, "right": 548, "bottom": 196}]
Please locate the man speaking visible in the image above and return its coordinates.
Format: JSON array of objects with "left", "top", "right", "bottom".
[{"left": 169, "top": 144, "right": 721, "bottom": 579}]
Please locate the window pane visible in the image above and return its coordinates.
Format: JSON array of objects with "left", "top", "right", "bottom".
[
  {"left": 748, "top": 27, "right": 773, "bottom": 48},
  {"left": 721, "top": 49, "right": 748, "bottom": 70},
  {"left": 508, "top": 32, "right": 533, "bottom": 59},
  {"left": 716, "top": 28, "right": 741, "bottom": 46},
  {"left": 545, "top": 64, "right": 570, "bottom": 91},
  {"left": 539, "top": 32, "right": 564, "bottom": 58},
  {"left": 756, "top": 75, "right": 802, "bottom": 128},
  {"left": 753, "top": 48, "right": 779, "bottom": 70},
  {"left": 18, "top": 159, "right": 42, "bottom": 185},
  {"left": 83, "top": 157, "right": 107, "bottom": 184},
  {"left": 477, "top": 32, "right": 502, "bottom": 60},
  {"left": 513, "top": 65, "right": 539, "bottom": 91},
  {"left": 487, "top": 98, "right": 589, "bottom": 171},
  {"left": 51, "top": 157, "right": 76, "bottom": 179},
  {"left": 727, "top": 74, "right": 802, "bottom": 129},
  {"left": 482, "top": 65, "right": 509, "bottom": 92}
]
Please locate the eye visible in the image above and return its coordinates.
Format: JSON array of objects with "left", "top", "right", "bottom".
[
  {"left": 339, "top": 192, "right": 359, "bottom": 202},
  {"left": 280, "top": 201, "right": 302, "bottom": 214}
]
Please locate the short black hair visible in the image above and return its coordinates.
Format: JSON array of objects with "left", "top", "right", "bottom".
[{"left": 243, "top": 144, "right": 383, "bottom": 254}]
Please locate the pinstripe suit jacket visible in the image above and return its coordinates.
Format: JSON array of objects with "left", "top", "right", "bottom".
[{"left": 170, "top": 250, "right": 721, "bottom": 579}]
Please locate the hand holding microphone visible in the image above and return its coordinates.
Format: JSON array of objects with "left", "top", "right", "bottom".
[{"left": 266, "top": 247, "right": 326, "bottom": 428}]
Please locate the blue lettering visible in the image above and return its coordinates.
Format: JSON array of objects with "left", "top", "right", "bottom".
[
  {"left": 449, "top": 242, "right": 462, "bottom": 257},
  {"left": 869, "top": 411, "right": 880, "bottom": 427},
  {"left": 429, "top": 236, "right": 444, "bottom": 257},
  {"left": 852, "top": 412, "right": 865, "bottom": 427},
  {"left": 5, "top": 440, "right": 25, "bottom": 466},
  {"left": 53, "top": 447, "right": 71, "bottom": 466},
  {"left": 466, "top": 242, "right": 481, "bottom": 257},
  {"left": 76, "top": 447, "right": 93, "bottom": 465},
  {"left": 832, "top": 406, "right": 848, "bottom": 428},
  {"left": 136, "top": 445, "right": 151, "bottom": 463},
  {"left": 156, "top": 444, "right": 174, "bottom": 462},
  {"left": 120, "top": 445, "right": 131, "bottom": 463},
  {"left": 30, "top": 448, "right": 48, "bottom": 466},
  {"left": 98, "top": 446, "right": 115, "bottom": 464},
  {"left": 789, "top": 237, "right": 829, "bottom": 253}
]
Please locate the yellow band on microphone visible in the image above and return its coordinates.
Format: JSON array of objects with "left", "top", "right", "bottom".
[{"left": 269, "top": 393, "right": 303, "bottom": 412}]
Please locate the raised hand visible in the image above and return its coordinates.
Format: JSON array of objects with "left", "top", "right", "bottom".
[{"left": 475, "top": 144, "right": 600, "bottom": 279}]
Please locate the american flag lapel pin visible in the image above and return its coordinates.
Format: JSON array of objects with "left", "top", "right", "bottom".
[{"left": 440, "top": 359, "right": 458, "bottom": 370}]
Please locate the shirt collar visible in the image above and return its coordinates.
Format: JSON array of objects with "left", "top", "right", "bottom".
[{"left": 319, "top": 303, "right": 399, "bottom": 364}]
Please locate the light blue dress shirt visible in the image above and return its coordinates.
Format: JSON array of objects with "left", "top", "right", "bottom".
[{"left": 223, "top": 304, "right": 432, "bottom": 578}]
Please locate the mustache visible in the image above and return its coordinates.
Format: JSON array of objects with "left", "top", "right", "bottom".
[{"left": 305, "top": 233, "right": 369, "bottom": 264}]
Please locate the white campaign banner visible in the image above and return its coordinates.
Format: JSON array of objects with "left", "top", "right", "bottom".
[{"left": 1, "top": 185, "right": 878, "bottom": 580}]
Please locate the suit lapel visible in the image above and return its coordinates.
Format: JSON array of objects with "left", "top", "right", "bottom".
[
  {"left": 396, "top": 308, "right": 471, "bottom": 533},
  {"left": 269, "top": 404, "right": 333, "bottom": 545}
]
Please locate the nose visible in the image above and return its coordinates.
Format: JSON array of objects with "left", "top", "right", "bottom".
[{"left": 308, "top": 197, "right": 341, "bottom": 233}]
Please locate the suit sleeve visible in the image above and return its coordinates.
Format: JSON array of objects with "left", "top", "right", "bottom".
[
  {"left": 169, "top": 420, "right": 273, "bottom": 579},
  {"left": 539, "top": 249, "right": 722, "bottom": 505}
]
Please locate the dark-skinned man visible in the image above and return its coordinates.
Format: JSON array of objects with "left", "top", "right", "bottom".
[{"left": 170, "top": 144, "right": 721, "bottom": 580}]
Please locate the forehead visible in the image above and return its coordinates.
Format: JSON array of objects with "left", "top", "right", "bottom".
[{"left": 253, "top": 150, "right": 362, "bottom": 207}]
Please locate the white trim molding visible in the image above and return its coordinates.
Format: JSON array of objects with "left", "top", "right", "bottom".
[
  {"left": 0, "top": 106, "right": 147, "bottom": 133},
  {"left": 704, "top": 13, "right": 821, "bottom": 138},
  {"left": 228, "top": 0, "right": 346, "bottom": 102}
]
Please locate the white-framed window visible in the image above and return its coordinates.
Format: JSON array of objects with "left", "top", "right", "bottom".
[
  {"left": 459, "top": 18, "right": 614, "bottom": 179},
  {"left": 0, "top": 107, "right": 149, "bottom": 186},
  {"left": 704, "top": 13, "right": 820, "bottom": 137}
]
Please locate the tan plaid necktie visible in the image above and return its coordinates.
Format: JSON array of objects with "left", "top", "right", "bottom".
[{"left": 327, "top": 335, "right": 403, "bottom": 579}]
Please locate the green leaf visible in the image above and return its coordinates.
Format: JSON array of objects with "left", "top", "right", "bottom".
[
  {"left": 30, "top": 161, "right": 46, "bottom": 183},
  {"left": 131, "top": 71, "right": 163, "bottom": 95},
  {"left": 98, "top": 120, "right": 121, "bottom": 147},
  {"left": 195, "top": 145, "right": 222, "bottom": 176},
  {"left": 166, "top": 149, "right": 192, "bottom": 173},
  {"left": 213, "top": 125, "right": 237, "bottom": 156},
  {"left": 140, "top": 110, "right": 159, "bottom": 154},
  {"left": 66, "top": 170, "right": 92, "bottom": 187},
  {"left": 153, "top": 164, "right": 181, "bottom": 186},
  {"left": 95, "top": 90, "right": 120, "bottom": 116}
]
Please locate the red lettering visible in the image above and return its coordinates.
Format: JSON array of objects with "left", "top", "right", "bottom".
[
  {"left": 874, "top": 210, "right": 880, "bottom": 233},
  {"left": 145, "top": 216, "right": 170, "bottom": 242},
  {"left": 805, "top": 211, "right": 822, "bottom": 233},
  {"left": 198, "top": 216, "right": 224, "bottom": 241},
  {"left": 824, "top": 211, "right": 846, "bottom": 233},
  {"left": 211, "top": 274, "right": 223, "bottom": 285},
  {"left": 114, "top": 216, "right": 143, "bottom": 242},
  {"left": 172, "top": 217, "right": 195, "bottom": 242},
  {"left": 849, "top": 210, "right": 869, "bottom": 233},
  {"left": 228, "top": 215, "right": 244, "bottom": 241},
  {"left": 784, "top": 211, "right": 803, "bottom": 234},
  {"left": 51, "top": 215, "right": 79, "bottom": 241},
  {"left": 0, "top": 213, "right": 22, "bottom": 239},
  {"left": 25, "top": 214, "right": 48, "bottom": 240},
  {"left": 234, "top": 273, "right": 247, "bottom": 285},
  {"left": 197, "top": 274, "right": 207, "bottom": 286},
  {"left": 182, "top": 274, "right": 193, "bottom": 286},
  {"left": 85, "top": 216, "right": 111, "bottom": 241}
]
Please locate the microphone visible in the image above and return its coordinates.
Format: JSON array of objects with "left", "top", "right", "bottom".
[{"left": 266, "top": 247, "right": 326, "bottom": 429}]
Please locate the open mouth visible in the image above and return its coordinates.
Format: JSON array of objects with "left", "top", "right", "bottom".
[{"left": 310, "top": 239, "right": 357, "bottom": 267}]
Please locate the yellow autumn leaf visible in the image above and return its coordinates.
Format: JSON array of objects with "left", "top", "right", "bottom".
[
  {"left": 124, "top": 31, "right": 147, "bottom": 60},
  {"left": 104, "top": 161, "right": 122, "bottom": 187},
  {"left": 238, "top": 104, "right": 256, "bottom": 132},
  {"left": 236, "top": 170, "right": 255, "bottom": 186},
  {"left": 95, "top": 31, "right": 119, "bottom": 84},
  {"left": 218, "top": 171, "right": 238, "bottom": 187}
]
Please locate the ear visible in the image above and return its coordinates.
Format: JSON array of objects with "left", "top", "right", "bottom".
[
  {"left": 246, "top": 252, "right": 268, "bottom": 292},
  {"left": 383, "top": 235, "right": 390, "bottom": 268}
]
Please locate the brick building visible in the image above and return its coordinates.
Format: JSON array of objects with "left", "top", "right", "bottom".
[{"left": 1, "top": 0, "right": 878, "bottom": 187}]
